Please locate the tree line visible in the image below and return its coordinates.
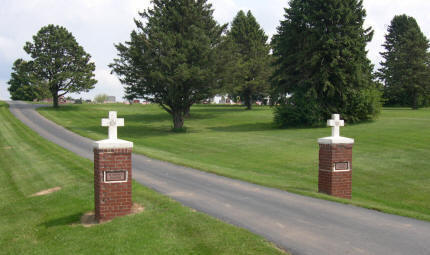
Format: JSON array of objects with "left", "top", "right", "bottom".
[{"left": 8, "top": 0, "right": 430, "bottom": 130}]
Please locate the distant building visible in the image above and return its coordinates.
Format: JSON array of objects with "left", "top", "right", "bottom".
[
  {"left": 126, "top": 98, "right": 152, "bottom": 105},
  {"left": 64, "top": 99, "right": 75, "bottom": 104},
  {"left": 211, "top": 94, "right": 235, "bottom": 104},
  {"left": 39, "top": 96, "right": 66, "bottom": 104}
]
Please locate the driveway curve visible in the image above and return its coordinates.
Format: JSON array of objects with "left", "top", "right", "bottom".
[{"left": 7, "top": 101, "right": 430, "bottom": 255}]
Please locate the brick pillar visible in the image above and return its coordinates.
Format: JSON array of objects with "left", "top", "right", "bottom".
[
  {"left": 94, "top": 140, "right": 133, "bottom": 223},
  {"left": 318, "top": 143, "right": 353, "bottom": 199}
]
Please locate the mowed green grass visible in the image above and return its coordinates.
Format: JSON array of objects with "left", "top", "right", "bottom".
[
  {"left": 0, "top": 101, "right": 285, "bottom": 255},
  {"left": 38, "top": 103, "right": 430, "bottom": 221}
]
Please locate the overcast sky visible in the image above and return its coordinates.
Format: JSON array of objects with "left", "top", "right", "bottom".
[{"left": 1, "top": 0, "right": 430, "bottom": 100}]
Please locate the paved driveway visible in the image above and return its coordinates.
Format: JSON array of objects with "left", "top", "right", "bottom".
[{"left": 8, "top": 101, "right": 430, "bottom": 255}]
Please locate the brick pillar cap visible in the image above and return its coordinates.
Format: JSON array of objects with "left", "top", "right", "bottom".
[
  {"left": 318, "top": 136, "right": 354, "bottom": 144},
  {"left": 94, "top": 139, "right": 133, "bottom": 149}
]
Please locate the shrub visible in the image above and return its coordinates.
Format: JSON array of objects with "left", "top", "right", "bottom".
[{"left": 274, "top": 95, "right": 324, "bottom": 128}]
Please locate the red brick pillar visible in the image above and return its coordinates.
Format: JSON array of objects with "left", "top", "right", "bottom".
[
  {"left": 318, "top": 114, "right": 354, "bottom": 199},
  {"left": 318, "top": 143, "right": 353, "bottom": 199},
  {"left": 94, "top": 140, "right": 133, "bottom": 222}
]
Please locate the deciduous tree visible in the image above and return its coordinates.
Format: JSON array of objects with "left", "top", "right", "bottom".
[
  {"left": 24, "top": 25, "right": 97, "bottom": 107},
  {"left": 94, "top": 94, "right": 108, "bottom": 104}
]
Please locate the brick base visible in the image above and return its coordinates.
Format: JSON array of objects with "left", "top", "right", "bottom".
[
  {"left": 94, "top": 148, "right": 132, "bottom": 222},
  {"left": 318, "top": 143, "right": 352, "bottom": 199}
]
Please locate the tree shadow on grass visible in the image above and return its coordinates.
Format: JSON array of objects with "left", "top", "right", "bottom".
[
  {"left": 38, "top": 105, "right": 80, "bottom": 112},
  {"left": 121, "top": 125, "right": 175, "bottom": 138},
  {"left": 192, "top": 104, "right": 269, "bottom": 115},
  {"left": 121, "top": 123, "right": 204, "bottom": 138},
  {"left": 73, "top": 112, "right": 171, "bottom": 137},
  {"left": 82, "top": 125, "right": 171, "bottom": 139},
  {"left": 42, "top": 213, "right": 83, "bottom": 227},
  {"left": 208, "top": 122, "right": 276, "bottom": 132},
  {"left": 84, "top": 113, "right": 207, "bottom": 139},
  {"left": 193, "top": 104, "right": 245, "bottom": 111},
  {"left": 87, "top": 111, "right": 216, "bottom": 138},
  {"left": 122, "top": 111, "right": 216, "bottom": 123},
  {"left": 122, "top": 113, "right": 170, "bottom": 123},
  {"left": 382, "top": 107, "right": 413, "bottom": 111}
]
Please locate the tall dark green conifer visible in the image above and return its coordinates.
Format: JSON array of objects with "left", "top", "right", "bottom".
[
  {"left": 8, "top": 59, "right": 38, "bottom": 101},
  {"left": 378, "top": 15, "right": 430, "bottom": 109},
  {"left": 8, "top": 59, "right": 51, "bottom": 101},
  {"left": 223, "top": 10, "right": 272, "bottom": 110},
  {"left": 272, "top": 0, "right": 381, "bottom": 126},
  {"left": 110, "top": 0, "right": 226, "bottom": 130}
]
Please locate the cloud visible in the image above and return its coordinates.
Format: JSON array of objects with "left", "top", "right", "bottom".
[
  {"left": 0, "top": 80, "right": 11, "bottom": 100},
  {"left": 209, "top": 0, "right": 239, "bottom": 26},
  {"left": 209, "top": 0, "right": 285, "bottom": 39},
  {"left": 0, "top": 0, "right": 150, "bottom": 100},
  {"left": 0, "top": 37, "right": 22, "bottom": 62},
  {"left": 70, "top": 68, "right": 124, "bottom": 101},
  {"left": 1, "top": 0, "right": 430, "bottom": 101},
  {"left": 363, "top": 0, "right": 430, "bottom": 69}
]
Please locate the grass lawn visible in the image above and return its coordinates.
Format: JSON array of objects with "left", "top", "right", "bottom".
[
  {"left": 37, "top": 103, "right": 430, "bottom": 221},
  {"left": 0, "top": 101, "right": 285, "bottom": 255}
]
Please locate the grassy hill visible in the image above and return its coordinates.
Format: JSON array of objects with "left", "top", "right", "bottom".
[
  {"left": 38, "top": 103, "right": 430, "bottom": 221},
  {"left": 0, "top": 101, "right": 285, "bottom": 255}
]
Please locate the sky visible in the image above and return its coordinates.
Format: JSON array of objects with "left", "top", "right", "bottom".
[{"left": 1, "top": 0, "right": 430, "bottom": 101}]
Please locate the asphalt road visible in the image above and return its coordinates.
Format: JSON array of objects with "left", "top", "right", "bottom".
[{"left": 8, "top": 101, "right": 430, "bottom": 255}]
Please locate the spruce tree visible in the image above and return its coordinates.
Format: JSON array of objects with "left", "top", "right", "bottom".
[
  {"left": 378, "top": 15, "right": 430, "bottom": 109},
  {"left": 223, "top": 10, "right": 272, "bottom": 110},
  {"left": 272, "top": 0, "right": 381, "bottom": 126},
  {"left": 24, "top": 25, "right": 97, "bottom": 108},
  {"left": 110, "top": 0, "right": 226, "bottom": 130}
]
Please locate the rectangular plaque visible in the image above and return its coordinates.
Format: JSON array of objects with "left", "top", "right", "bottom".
[
  {"left": 104, "top": 170, "right": 128, "bottom": 183},
  {"left": 334, "top": 162, "right": 350, "bottom": 171}
]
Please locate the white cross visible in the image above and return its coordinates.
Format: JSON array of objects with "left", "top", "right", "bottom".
[
  {"left": 327, "top": 114, "right": 344, "bottom": 137},
  {"left": 101, "top": 111, "right": 124, "bottom": 140}
]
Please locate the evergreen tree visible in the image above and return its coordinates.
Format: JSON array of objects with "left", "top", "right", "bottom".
[
  {"left": 378, "top": 14, "right": 430, "bottom": 109},
  {"left": 272, "top": 0, "right": 381, "bottom": 126},
  {"left": 8, "top": 59, "right": 51, "bottom": 101},
  {"left": 24, "top": 25, "right": 97, "bottom": 108},
  {"left": 110, "top": 0, "right": 226, "bottom": 130},
  {"left": 223, "top": 10, "right": 272, "bottom": 110},
  {"left": 8, "top": 59, "right": 38, "bottom": 101}
]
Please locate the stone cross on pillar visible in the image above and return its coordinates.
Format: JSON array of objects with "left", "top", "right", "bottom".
[
  {"left": 93, "top": 111, "right": 133, "bottom": 223},
  {"left": 318, "top": 114, "right": 354, "bottom": 199},
  {"left": 328, "top": 114, "right": 344, "bottom": 137},
  {"left": 101, "top": 111, "right": 124, "bottom": 140}
]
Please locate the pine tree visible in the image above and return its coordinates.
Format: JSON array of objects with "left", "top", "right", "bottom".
[
  {"left": 223, "top": 10, "right": 272, "bottom": 110},
  {"left": 272, "top": 0, "right": 381, "bottom": 126},
  {"left": 110, "top": 0, "right": 226, "bottom": 130},
  {"left": 24, "top": 25, "right": 97, "bottom": 108},
  {"left": 378, "top": 15, "right": 430, "bottom": 109}
]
